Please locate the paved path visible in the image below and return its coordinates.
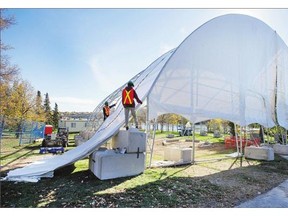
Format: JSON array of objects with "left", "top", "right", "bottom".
[
  {"left": 236, "top": 155, "right": 288, "bottom": 208},
  {"left": 236, "top": 179, "right": 288, "bottom": 208}
]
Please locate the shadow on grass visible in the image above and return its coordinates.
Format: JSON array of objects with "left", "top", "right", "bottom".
[
  {"left": 0, "top": 144, "right": 40, "bottom": 160},
  {"left": 1, "top": 154, "right": 288, "bottom": 208},
  {"left": 0, "top": 144, "right": 42, "bottom": 171}
]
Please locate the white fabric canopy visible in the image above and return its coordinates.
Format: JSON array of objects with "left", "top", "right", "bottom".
[
  {"left": 3, "top": 14, "right": 288, "bottom": 182},
  {"left": 276, "top": 45, "right": 288, "bottom": 129},
  {"left": 149, "top": 14, "right": 288, "bottom": 128}
]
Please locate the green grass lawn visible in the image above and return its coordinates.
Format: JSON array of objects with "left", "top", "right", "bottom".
[
  {"left": 1, "top": 130, "right": 288, "bottom": 208},
  {"left": 0, "top": 133, "right": 77, "bottom": 168},
  {"left": 1, "top": 137, "right": 39, "bottom": 167}
]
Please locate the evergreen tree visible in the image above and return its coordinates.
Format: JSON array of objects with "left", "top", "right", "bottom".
[
  {"left": 33, "top": 90, "right": 45, "bottom": 122},
  {"left": 43, "top": 93, "right": 52, "bottom": 124},
  {"left": 52, "top": 103, "right": 59, "bottom": 129}
]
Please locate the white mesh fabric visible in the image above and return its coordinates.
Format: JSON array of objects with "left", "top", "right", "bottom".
[{"left": 149, "top": 14, "right": 287, "bottom": 127}]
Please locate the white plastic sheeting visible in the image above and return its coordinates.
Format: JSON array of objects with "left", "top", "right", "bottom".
[
  {"left": 2, "top": 49, "right": 174, "bottom": 182},
  {"left": 3, "top": 14, "right": 288, "bottom": 182},
  {"left": 149, "top": 14, "right": 288, "bottom": 128}
]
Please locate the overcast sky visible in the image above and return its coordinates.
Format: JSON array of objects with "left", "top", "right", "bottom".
[{"left": 2, "top": 3, "right": 288, "bottom": 112}]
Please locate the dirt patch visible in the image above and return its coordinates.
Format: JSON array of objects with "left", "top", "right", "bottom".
[{"left": 147, "top": 138, "right": 288, "bottom": 206}]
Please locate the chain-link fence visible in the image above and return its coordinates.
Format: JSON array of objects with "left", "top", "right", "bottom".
[{"left": 0, "top": 116, "right": 45, "bottom": 145}]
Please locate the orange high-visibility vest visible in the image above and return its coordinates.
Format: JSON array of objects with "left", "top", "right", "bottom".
[
  {"left": 122, "top": 89, "right": 134, "bottom": 105},
  {"left": 104, "top": 106, "right": 110, "bottom": 116}
]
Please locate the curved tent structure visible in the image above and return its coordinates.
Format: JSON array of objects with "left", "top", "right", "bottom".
[
  {"left": 3, "top": 14, "right": 288, "bottom": 182},
  {"left": 276, "top": 45, "right": 288, "bottom": 129},
  {"left": 148, "top": 14, "right": 288, "bottom": 128}
]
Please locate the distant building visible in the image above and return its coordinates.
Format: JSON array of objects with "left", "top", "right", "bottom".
[{"left": 58, "top": 119, "right": 88, "bottom": 133}]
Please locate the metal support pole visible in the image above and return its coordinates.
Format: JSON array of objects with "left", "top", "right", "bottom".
[
  {"left": 261, "top": 126, "right": 266, "bottom": 144},
  {"left": 234, "top": 123, "right": 239, "bottom": 155},
  {"left": 0, "top": 116, "right": 4, "bottom": 145},
  {"left": 239, "top": 126, "right": 243, "bottom": 167},
  {"left": 145, "top": 96, "right": 149, "bottom": 134},
  {"left": 149, "top": 119, "right": 157, "bottom": 168},
  {"left": 145, "top": 96, "right": 152, "bottom": 167},
  {"left": 240, "top": 126, "right": 243, "bottom": 156},
  {"left": 19, "top": 120, "right": 24, "bottom": 146},
  {"left": 192, "top": 123, "right": 196, "bottom": 164}
]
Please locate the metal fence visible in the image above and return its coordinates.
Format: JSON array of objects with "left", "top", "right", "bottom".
[{"left": 0, "top": 116, "right": 45, "bottom": 145}]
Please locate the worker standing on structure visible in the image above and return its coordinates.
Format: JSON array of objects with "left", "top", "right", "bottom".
[
  {"left": 122, "top": 81, "right": 142, "bottom": 130},
  {"left": 103, "top": 101, "right": 116, "bottom": 121}
]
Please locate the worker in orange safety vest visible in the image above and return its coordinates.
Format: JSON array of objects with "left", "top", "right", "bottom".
[
  {"left": 103, "top": 101, "right": 116, "bottom": 121},
  {"left": 122, "top": 80, "right": 142, "bottom": 130}
]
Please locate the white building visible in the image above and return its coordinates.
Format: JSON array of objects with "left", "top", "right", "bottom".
[{"left": 58, "top": 119, "right": 88, "bottom": 133}]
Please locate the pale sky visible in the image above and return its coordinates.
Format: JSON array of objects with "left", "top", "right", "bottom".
[{"left": 2, "top": 2, "right": 288, "bottom": 112}]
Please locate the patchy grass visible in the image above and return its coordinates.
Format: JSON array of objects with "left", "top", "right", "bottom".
[
  {"left": 1, "top": 132, "right": 288, "bottom": 208},
  {"left": 0, "top": 135, "right": 76, "bottom": 172},
  {"left": 0, "top": 140, "right": 40, "bottom": 168}
]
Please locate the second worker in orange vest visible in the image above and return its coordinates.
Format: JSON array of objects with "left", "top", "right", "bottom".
[
  {"left": 122, "top": 80, "right": 142, "bottom": 130},
  {"left": 103, "top": 101, "right": 116, "bottom": 121}
]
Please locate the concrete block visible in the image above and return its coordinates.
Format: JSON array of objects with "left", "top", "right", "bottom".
[
  {"left": 273, "top": 144, "right": 288, "bottom": 155},
  {"left": 164, "top": 147, "right": 192, "bottom": 163},
  {"left": 112, "top": 129, "right": 146, "bottom": 153},
  {"left": 244, "top": 146, "right": 274, "bottom": 161},
  {"left": 74, "top": 135, "right": 84, "bottom": 146},
  {"left": 89, "top": 150, "right": 145, "bottom": 180},
  {"left": 162, "top": 138, "right": 180, "bottom": 145},
  {"left": 166, "top": 134, "right": 175, "bottom": 138}
]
